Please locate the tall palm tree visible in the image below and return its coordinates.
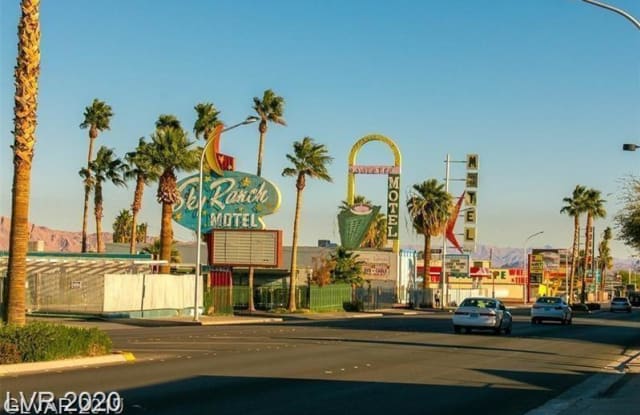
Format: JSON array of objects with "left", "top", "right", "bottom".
[
  {"left": 5, "top": 0, "right": 40, "bottom": 325},
  {"left": 250, "top": 91, "right": 285, "bottom": 311},
  {"left": 90, "top": 146, "right": 127, "bottom": 253},
  {"left": 125, "top": 138, "right": 159, "bottom": 254},
  {"left": 79, "top": 98, "right": 113, "bottom": 253},
  {"left": 598, "top": 227, "right": 613, "bottom": 300},
  {"left": 581, "top": 188, "right": 606, "bottom": 303},
  {"left": 147, "top": 124, "right": 199, "bottom": 273},
  {"left": 406, "top": 179, "right": 453, "bottom": 306},
  {"left": 253, "top": 89, "right": 286, "bottom": 177},
  {"left": 282, "top": 137, "right": 333, "bottom": 311},
  {"left": 143, "top": 239, "right": 181, "bottom": 263},
  {"left": 193, "top": 102, "right": 222, "bottom": 142},
  {"left": 560, "top": 185, "right": 588, "bottom": 304}
]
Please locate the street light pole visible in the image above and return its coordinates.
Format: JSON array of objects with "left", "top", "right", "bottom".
[
  {"left": 193, "top": 116, "right": 259, "bottom": 322},
  {"left": 523, "top": 231, "right": 544, "bottom": 305},
  {"left": 582, "top": 0, "right": 640, "bottom": 31}
]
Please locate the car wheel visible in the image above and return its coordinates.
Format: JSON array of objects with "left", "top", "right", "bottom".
[
  {"left": 531, "top": 318, "right": 536, "bottom": 324},
  {"left": 464, "top": 328, "right": 471, "bottom": 334},
  {"left": 628, "top": 309, "right": 632, "bottom": 313},
  {"left": 567, "top": 317, "right": 572, "bottom": 325},
  {"left": 505, "top": 324, "right": 512, "bottom": 335},
  {"left": 454, "top": 325, "right": 461, "bottom": 334},
  {"left": 561, "top": 316, "right": 566, "bottom": 325}
]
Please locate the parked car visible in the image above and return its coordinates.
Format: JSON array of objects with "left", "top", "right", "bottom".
[
  {"left": 531, "top": 296, "right": 572, "bottom": 325},
  {"left": 452, "top": 297, "right": 512, "bottom": 335},
  {"left": 610, "top": 297, "right": 632, "bottom": 313}
]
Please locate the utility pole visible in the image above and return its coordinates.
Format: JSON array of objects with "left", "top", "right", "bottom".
[{"left": 440, "top": 154, "right": 450, "bottom": 309}]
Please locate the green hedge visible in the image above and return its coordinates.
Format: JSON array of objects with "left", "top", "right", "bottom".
[{"left": 0, "top": 322, "right": 112, "bottom": 364}]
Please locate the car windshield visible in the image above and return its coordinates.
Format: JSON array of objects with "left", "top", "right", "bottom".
[
  {"left": 536, "top": 297, "right": 562, "bottom": 304},
  {"left": 460, "top": 299, "right": 497, "bottom": 308}
]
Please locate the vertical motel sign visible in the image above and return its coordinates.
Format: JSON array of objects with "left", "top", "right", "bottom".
[{"left": 464, "top": 154, "right": 478, "bottom": 252}]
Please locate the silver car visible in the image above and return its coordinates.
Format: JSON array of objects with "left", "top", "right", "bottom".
[
  {"left": 610, "top": 297, "right": 632, "bottom": 313},
  {"left": 452, "top": 297, "right": 512, "bottom": 335},
  {"left": 531, "top": 296, "right": 572, "bottom": 325}
]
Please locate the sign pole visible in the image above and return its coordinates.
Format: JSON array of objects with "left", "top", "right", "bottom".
[{"left": 441, "top": 154, "right": 450, "bottom": 309}]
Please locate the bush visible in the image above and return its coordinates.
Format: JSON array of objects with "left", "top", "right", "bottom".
[
  {"left": 571, "top": 303, "right": 589, "bottom": 312},
  {"left": 0, "top": 341, "right": 21, "bottom": 364},
  {"left": 587, "top": 303, "right": 601, "bottom": 311},
  {"left": 0, "top": 322, "right": 112, "bottom": 363},
  {"left": 343, "top": 300, "right": 364, "bottom": 312}
]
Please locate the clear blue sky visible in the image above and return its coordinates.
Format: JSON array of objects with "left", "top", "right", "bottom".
[{"left": 1, "top": 0, "right": 640, "bottom": 258}]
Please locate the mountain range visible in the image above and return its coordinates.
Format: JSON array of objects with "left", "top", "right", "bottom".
[{"left": 0, "top": 216, "right": 636, "bottom": 271}]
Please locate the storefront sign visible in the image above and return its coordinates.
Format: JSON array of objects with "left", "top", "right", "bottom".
[
  {"left": 349, "top": 165, "right": 401, "bottom": 175},
  {"left": 446, "top": 254, "right": 470, "bottom": 278},
  {"left": 173, "top": 171, "right": 281, "bottom": 233},
  {"left": 387, "top": 174, "right": 400, "bottom": 240}
]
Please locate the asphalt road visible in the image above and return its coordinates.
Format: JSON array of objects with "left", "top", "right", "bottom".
[{"left": 2, "top": 310, "right": 640, "bottom": 415}]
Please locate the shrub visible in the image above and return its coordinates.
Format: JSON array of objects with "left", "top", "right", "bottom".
[
  {"left": 587, "top": 303, "right": 601, "bottom": 311},
  {"left": 0, "top": 322, "right": 112, "bottom": 363},
  {"left": 343, "top": 300, "right": 364, "bottom": 312},
  {"left": 571, "top": 304, "right": 589, "bottom": 312},
  {"left": 0, "top": 341, "right": 21, "bottom": 364}
]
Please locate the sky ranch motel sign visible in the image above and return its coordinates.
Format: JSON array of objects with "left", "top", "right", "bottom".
[
  {"left": 347, "top": 134, "right": 402, "bottom": 253},
  {"left": 173, "top": 170, "right": 281, "bottom": 233}
]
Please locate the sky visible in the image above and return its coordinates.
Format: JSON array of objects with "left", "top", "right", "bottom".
[{"left": 1, "top": 0, "right": 640, "bottom": 259}]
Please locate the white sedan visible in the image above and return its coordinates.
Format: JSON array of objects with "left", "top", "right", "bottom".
[
  {"left": 452, "top": 297, "right": 512, "bottom": 335},
  {"left": 531, "top": 296, "right": 572, "bottom": 325}
]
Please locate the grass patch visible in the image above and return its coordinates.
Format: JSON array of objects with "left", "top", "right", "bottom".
[{"left": 0, "top": 321, "right": 112, "bottom": 364}]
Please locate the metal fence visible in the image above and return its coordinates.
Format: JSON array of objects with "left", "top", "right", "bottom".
[
  {"left": 355, "top": 286, "right": 397, "bottom": 311},
  {"left": 204, "top": 284, "right": 353, "bottom": 314}
]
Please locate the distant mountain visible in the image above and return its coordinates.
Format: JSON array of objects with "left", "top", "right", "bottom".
[
  {"left": 0, "top": 216, "right": 113, "bottom": 253},
  {"left": 403, "top": 241, "right": 634, "bottom": 271}
]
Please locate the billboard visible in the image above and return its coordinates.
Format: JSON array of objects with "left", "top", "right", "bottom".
[{"left": 208, "top": 229, "right": 282, "bottom": 267}]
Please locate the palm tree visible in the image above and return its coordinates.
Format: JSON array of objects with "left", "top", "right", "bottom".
[
  {"left": 5, "top": 0, "right": 41, "bottom": 325},
  {"left": 560, "top": 185, "right": 588, "bottom": 304},
  {"left": 250, "top": 91, "right": 285, "bottom": 312},
  {"left": 79, "top": 98, "right": 113, "bottom": 253},
  {"left": 155, "top": 114, "right": 182, "bottom": 130},
  {"left": 406, "top": 179, "right": 453, "bottom": 306},
  {"left": 124, "top": 138, "right": 159, "bottom": 254},
  {"left": 598, "top": 227, "right": 613, "bottom": 300},
  {"left": 193, "top": 102, "right": 222, "bottom": 142},
  {"left": 581, "top": 188, "right": 606, "bottom": 303},
  {"left": 143, "top": 239, "right": 181, "bottom": 263},
  {"left": 253, "top": 89, "right": 286, "bottom": 177},
  {"left": 282, "top": 137, "right": 333, "bottom": 311},
  {"left": 112, "top": 209, "right": 132, "bottom": 243},
  {"left": 90, "top": 146, "right": 127, "bottom": 253},
  {"left": 147, "top": 123, "right": 199, "bottom": 273}
]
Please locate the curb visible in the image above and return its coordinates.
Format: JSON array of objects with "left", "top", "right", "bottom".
[
  {"left": 198, "top": 317, "right": 284, "bottom": 325},
  {"left": 0, "top": 352, "right": 136, "bottom": 376},
  {"left": 525, "top": 349, "right": 640, "bottom": 415}
]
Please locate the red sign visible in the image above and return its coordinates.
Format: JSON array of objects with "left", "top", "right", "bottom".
[{"left": 216, "top": 153, "right": 235, "bottom": 171}]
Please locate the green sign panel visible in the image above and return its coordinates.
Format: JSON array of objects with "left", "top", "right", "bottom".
[
  {"left": 338, "top": 205, "right": 381, "bottom": 250},
  {"left": 172, "top": 171, "right": 281, "bottom": 233}
]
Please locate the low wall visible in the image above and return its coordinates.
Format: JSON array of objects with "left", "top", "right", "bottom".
[{"left": 103, "top": 274, "right": 202, "bottom": 316}]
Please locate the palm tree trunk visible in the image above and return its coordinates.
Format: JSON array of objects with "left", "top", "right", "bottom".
[
  {"left": 256, "top": 127, "right": 266, "bottom": 177},
  {"left": 247, "top": 267, "right": 256, "bottom": 312},
  {"left": 6, "top": 0, "right": 40, "bottom": 325},
  {"left": 94, "top": 185, "right": 104, "bottom": 253},
  {"left": 159, "top": 200, "right": 173, "bottom": 274},
  {"left": 569, "top": 215, "right": 580, "bottom": 304},
  {"left": 6, "top": 166, "right": 31, "bottom": 325},
  {"left": 129, "top": 175, "right": 144, "bottom": 254},
  {"left": 582, "top": 214, "right": 594, "bottom": 303},
  {"left": 422, "top": 234, "right": 431, "bottom": 305},
  {"left": 81, "top": 136, "right": 96, "bottom": 253},
  {"left": 288, "top": 179, "right": 304, "bottom": 312}
]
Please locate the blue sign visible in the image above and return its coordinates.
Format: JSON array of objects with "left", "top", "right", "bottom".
[{"left": 173, "top": 171, "right": 281, "bottom": 233}]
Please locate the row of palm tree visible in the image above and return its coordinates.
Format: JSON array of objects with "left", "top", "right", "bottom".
[{"left": 561, "top": 185, "right": 607, "bottom": 303}]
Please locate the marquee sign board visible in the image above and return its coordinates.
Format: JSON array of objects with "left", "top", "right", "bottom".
[
  {"left": 173, "top": 171, "right": 281, "bottom": 233},
  {"left": 208, "top": 229, "right": 282, "bottom": 267}
]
